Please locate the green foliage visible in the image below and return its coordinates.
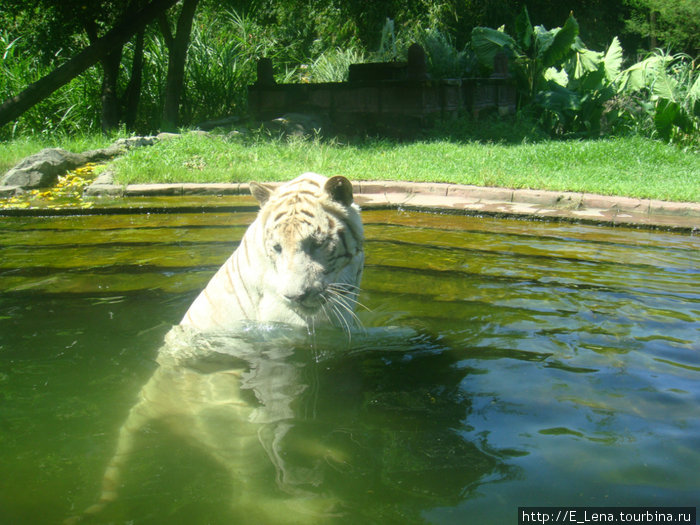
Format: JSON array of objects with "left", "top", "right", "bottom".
[
  {"left": 414, "top": 28, "right": 476, "bottom": 78},
  {"left": 472, "top": 8, "right": 622, "bottom": 137},
  {"left": 470, "top": 7, "right": 698, "bottom": 143},
  {"left": 1, "top": 0, "right": 698, "bottom": 145},
  {"left": 0, "top": 29, "right": 102, "bottom": 139},
  {"left": 615, "top": 50, "right": 699, "bottom": 146},
  {"left": 373, "top": 18, "right": 475, "bottom": 79},
  {"left": 306, "top": 47, "right": 366, "bottom": 83},
  {"left": 472, "top": 8, "right": 580, "bottom": 99},
  {"left": 183, "top": 8, "right": 284, "bottom": 123},
  {"left": 533, "top": 36, "right": 624, "bottom": 137},
  {"left": 623, "top": 0, "right": 700, "bottom": 57}
]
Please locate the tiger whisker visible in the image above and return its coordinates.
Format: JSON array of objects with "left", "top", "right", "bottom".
[
  {"left": 327, "top": 282, "right": 361, "bottom": 291},
  {"left": 324, "top": 288, "right": 365, "bottom": 322},
  {"left": 322, "top": 288, "right": 364, "bottom": 336},
  {"left": 321, "top": 290, "right": 354, "bottom": 331},
  {"left": 326, "top": 283, "right": 371, "bottom": 313},
  {"left": 321, "top": 299, "right": 352, "bottom": 341}
]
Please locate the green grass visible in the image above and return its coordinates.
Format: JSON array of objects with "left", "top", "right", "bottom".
[
  {"left": 108, "top": 132, "right": 700, "bottom": 202},
  {"left": 0, "top": 133, "right": 121, "bottom": 175}
]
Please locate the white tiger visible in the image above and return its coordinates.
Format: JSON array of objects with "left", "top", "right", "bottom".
[
  {"left": 181, "top": 172, "right": 364, "bottom": 332},
  {"left": 71, "top": 173, "right": 365, "bottom": 524}
]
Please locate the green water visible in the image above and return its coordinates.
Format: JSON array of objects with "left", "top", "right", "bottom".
[{"left": 0, "top": 208, "right": 698, "bottom": 524}]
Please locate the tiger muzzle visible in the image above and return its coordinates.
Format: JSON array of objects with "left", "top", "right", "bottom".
[{"left": 283, "top": 286, "right": 324, "bottom": 313}]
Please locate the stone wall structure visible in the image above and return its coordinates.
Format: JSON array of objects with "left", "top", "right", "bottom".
[{"left": 248, "top": 45, "right": 517, "bottom": 133}]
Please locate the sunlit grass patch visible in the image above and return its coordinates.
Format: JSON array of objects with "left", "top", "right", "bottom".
[{"left": 108, "top": 132, "right": 700, "bottom": 202}]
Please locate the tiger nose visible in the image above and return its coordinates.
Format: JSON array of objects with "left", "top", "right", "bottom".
[{"left": 284, "top": 289, "right": 313, "bottom": 303}]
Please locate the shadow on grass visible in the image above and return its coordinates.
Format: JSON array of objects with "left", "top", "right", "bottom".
[{"left": 246, "top": 112, "right": 552, "bottom": 147}]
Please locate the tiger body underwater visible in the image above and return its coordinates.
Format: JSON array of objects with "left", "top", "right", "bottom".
[{"left": 77, "top": 173, "right": 365, "bottom": 523}]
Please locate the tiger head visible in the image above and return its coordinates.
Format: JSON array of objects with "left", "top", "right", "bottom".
[{"left": 250, "top": 173, "right": 364, "bottom": 326}]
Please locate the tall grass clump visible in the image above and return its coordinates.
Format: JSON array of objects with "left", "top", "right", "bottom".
[
  {"left": 0, "top": 30, "right": 102, "bottom": 139},
  {"left": 371, "top": 18, "right": 475, "bottom": 78},
  {"left": 183, "top": 9, "right": 288, "bottom": 124},
  {"left": 304, "top": 47, "right": 366, "bottom": 83}
]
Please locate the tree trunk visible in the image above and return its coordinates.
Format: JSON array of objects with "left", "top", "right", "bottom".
[
  {"left": 160, "top": 0, "right": 200, "bottom": 131},
  {"left": 0, "top": 0, "right": 179, "bottom": 130},
  {"left": 100, "top": 48, "right": 124, "bottom": 132},
  {"left": 83, "top": 17, "right": 123, "bottom": 133},
  {"left": 123, "top": 30, "right": 146, "bottom": 131}
]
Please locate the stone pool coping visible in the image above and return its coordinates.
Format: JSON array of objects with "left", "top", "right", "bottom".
[{"left": 83, "top": 179, "right": 699, "bottom": 232}]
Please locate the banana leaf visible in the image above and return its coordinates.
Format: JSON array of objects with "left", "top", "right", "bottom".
[
  {"left": 514, "top": 7, "right": 533, "bottom": 52},
  {"left": 539, "top": 14, "right": 578, "bottom": 68},
  {"left": 534, "top": 83, "right": 581, "bottom": 112},
  {"left": 471, "top": 27, "right": 517, "bottom": 69},
  {"left": 569, "top": 38, "right": 603, "bottom": 80},
  {"left": 603, "top": 37, "right": 623, "bottom": 82},
  {"left": 654, "top": 98, "right": 694, "bottom": 140}
]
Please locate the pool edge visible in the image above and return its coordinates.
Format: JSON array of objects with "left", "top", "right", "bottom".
[{"left": 2, "top": 180, "right": 699, "bottom": 232}]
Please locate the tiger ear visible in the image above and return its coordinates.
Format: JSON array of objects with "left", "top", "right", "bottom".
[
  {"left": 249, "top": 182, "right": 273, "bottom": 206},
  {"left": 324, "top": 176, "right": 353, "bottom": 206}
]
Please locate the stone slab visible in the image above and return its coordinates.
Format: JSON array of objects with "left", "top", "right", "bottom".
[
  {"left": 513, "top": 188, "right": 582, "bottom": 208},
  {"left": 446, "top": 185, "right": 513, "bottom": 203},
  {"left": 84, "top": 184, "right": 124, "bottom": 197},
  {"left": 124, "top": 184, "right": 184, "bottom": 196},
  {"left": 181, "top": 183, "right": 244, "bottom": 195}
]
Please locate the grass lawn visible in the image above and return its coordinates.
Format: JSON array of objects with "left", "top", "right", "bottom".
[
  {"left": 2, "top": 129, "right": 698, "bottom": 202},
  {"left": 108, "top": 132, "right": 699, "bottom": 202}
]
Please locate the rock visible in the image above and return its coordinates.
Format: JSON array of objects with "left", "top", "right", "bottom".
[
  {"left": 1, "top": 148, "right": 88, "bottom": 189},
  {"left": 81, "top": 136, "right": 160, "bottom": 165},
  {"left": 156, "top": 132, "right": 180, "bottom": 141},
  {"left": 114, "top": 136, "right": 158, "bottom": 149},
  {"left": 83, "top": 170, "right": 122, "bottom": 197},
  {"left": 0, "top": 185, "right": 21, "bottom": 197},
  {"left": 92, "top": 170, "right": 115, "bottom": 185},
  {"left": 84, "top": 183, "right": 124, "bottom": 197},
  {"left": 263, "top": 113, "right": 328, "bottom": 137},
  {"left": 82, "top": 143, "right": 125, "bottom": 163}
]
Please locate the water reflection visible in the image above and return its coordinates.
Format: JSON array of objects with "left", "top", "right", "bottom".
[{"left": 80, "top": 323, "right": 517, "bottom": 523}]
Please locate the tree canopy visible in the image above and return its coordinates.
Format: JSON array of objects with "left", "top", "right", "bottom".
[{"left": 1, "top": 0, "right": 697, "bottom": 138}]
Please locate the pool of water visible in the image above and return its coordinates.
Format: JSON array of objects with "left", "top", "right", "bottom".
[{"left": 0, "top": 208, "right": 698, "bottom": 524}]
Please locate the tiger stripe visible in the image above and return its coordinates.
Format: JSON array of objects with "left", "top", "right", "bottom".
[{"left": 230, "top": 251, "right": 253, "bottom": 319}]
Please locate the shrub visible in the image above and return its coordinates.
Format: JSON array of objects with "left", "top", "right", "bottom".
[{"left": 615, "top": 50, "right": 699, "bottom": 148}]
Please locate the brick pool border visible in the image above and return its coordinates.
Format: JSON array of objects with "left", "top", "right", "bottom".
[{"left": 83, "top": 179, "right": 699, "bottom": 232}]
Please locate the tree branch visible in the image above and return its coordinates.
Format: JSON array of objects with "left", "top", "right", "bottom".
[{"left": 157, "top": 12, "right": 175, "bottom": 50}]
